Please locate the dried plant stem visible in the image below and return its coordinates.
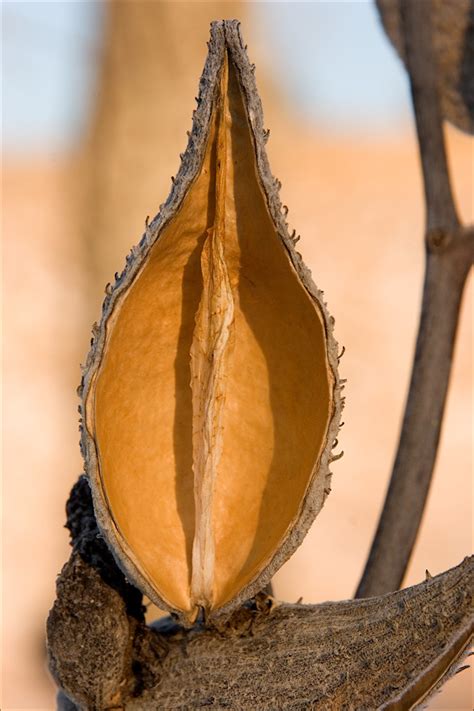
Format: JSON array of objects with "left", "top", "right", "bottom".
[
  {"left": 49, "top": 478, "right": 474, "bottom": 710},
  {"left": 356, "top": 0, "right": 473, "bottom": 598},
  {"left": 49, "top": 536, "right": 474, "bottom": 709}
]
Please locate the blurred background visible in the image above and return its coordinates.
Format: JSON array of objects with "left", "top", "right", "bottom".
[{"left": 2, "top": 1, "right": 472, "bottom": 709}]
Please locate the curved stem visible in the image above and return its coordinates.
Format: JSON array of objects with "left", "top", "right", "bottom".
[
  {"left": 356, "top": 230, "right": 472, "bottom": 598},
  {"left": 356, "top": 0, "right": 472, "bottom": 598}
]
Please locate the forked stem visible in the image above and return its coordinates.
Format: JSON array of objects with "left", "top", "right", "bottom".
[{"left": 356, "top": 0, "right": 473, "bottom": 598}]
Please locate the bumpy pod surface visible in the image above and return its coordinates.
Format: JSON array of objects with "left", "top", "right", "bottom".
[{"left": 80, "top": 20, "right": 342, "bottom": 623}]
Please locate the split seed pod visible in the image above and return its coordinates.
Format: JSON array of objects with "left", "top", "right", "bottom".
[{"left": 80, "top": 20, "right": 342, "bottom": 623}]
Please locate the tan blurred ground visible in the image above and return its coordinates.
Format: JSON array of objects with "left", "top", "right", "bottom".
[
  {"left": 3, "top": 122, "right": 472, "bottom": 710},
  {"left": 2, "top": 76, "right": 473, "bottom": 711}
]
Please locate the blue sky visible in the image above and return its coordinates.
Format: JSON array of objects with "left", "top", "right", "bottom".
[
  {"left": 2, "top": 1, "right": 411, "bottom": 154},
  {"left": 256, "top": 1, "right": 410, "bottom": 130}
]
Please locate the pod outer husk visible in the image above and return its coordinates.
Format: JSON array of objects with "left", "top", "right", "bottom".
[{"left": 79, "top": 19, "right": 343, "bottom": 623}]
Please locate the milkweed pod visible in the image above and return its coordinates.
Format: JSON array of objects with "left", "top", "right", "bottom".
[{"left": 81, "top": 20, "right": 342, "bottom": 624}]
